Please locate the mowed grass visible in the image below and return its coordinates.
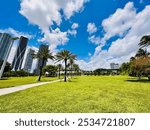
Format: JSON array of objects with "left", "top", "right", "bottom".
[
  {"left": 0, "top": 76, "right": 58, "bottom": 89},
  {"left": 0, "top": 76, "right": 150, "bottom": 113}
]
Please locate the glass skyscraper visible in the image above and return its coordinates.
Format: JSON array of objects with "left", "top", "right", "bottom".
[
  {"left": 0, "top": 33, "right": 12, "bottom": 61},
  {"left": 12, "top": 36, "right": 28, "bottom": 71},
  {"left": 24, "top": 48, "right": 35, "bottom": 73}
]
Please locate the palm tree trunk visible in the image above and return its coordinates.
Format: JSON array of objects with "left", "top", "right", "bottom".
[
  {"left": 137, "top": 73, "right": 141, "bottom": 80},
  {"left": 38, "top": 59, "right": 45, "bottom": 81},
  {"left": 38, "top": 67, "right": 42, "bottom": 81},
  {"left": 70, "top": 65, "right": 72, "bottom": 78},
  {"left": 64, "top": 59, "right": 67, "bottom": 82},
  {"left": 58, "top": 68, "right": 60, "bottom": 79}
]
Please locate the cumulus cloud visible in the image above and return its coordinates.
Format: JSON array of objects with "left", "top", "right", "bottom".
[
  {"left": 107, "top": 4, "right": 150, "bottom": 57},
  {"left": 39, "top": 28, "right": 69, "bottom": 50},
  {"left": 81, "top": 2, "right": 150, "bottom": 70},
  {"left": 68, "top": 23, "right": 79, "bottom": 37},
  {"left": 87, "top": 23, "right": 97, "bottom": 34},
  {"left": 88, "top": 35, "right": 101, "bottom": 45},
  {"left": 0, "top": 28, "right": 33, "bottom": 39},
  {"left": 102, "top": 2, "right": 136, "bottom": 41},
  {"left": 20, "top": 0, "right": 88, "bottom": 51}
]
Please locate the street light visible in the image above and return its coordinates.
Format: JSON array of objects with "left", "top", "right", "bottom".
[{"left": 0, "top": 37, "right": 19, "bottom": 79}]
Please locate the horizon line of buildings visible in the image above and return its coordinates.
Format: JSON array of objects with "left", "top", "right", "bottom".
[{"left": 0, "top": 33, "right": 120, "bottom": 74}]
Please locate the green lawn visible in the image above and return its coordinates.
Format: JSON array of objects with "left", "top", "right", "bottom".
[
  {"left": 0, "top": 76, "right": 58, "bottom": 89},
  {"left": 0, "top": 76, "right": 150, "bottom": 113}
]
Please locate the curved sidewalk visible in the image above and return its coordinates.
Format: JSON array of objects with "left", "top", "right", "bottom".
[{"left": 0, "top": 79, "right": 63, "bottom": 96}]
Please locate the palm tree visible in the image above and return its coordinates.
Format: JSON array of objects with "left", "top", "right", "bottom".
[
  {"left": 55, "top": 50, "right": 76, "bottom": 82},
  {"left": 33, "top": 46, "right": 54, "bottom": 81},
  {"left": 139, "top": 35, "right": 150, "bottom": 48},
  {"left": 57, "top": 64, "right": 62, "bottom": 79}
]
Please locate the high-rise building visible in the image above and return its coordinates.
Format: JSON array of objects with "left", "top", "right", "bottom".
[
  {"left": 34, "top": 44, "right": 49, "bottom": 74},
  {"left": 0, "top": 33, "right": 12, "bottom": 61},
  {"left": 110, "top": 63, "right": 119, "bottom": 69},
  {"left": 12, "top": 36, "right": 28, "bottom": 71},
  {"left": 24, "top": 48, "right": 35, "bottom": 73}
]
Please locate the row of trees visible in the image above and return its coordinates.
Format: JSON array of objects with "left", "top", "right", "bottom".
[
  {"left": 1, "top": 49, "right": 79, "bottom": 82},
  {"left": 120, "top": 35, "right": 150, "bottom": 80},
  {"left": 82, "top": 69, "right": 119, "bottom": 76},
  {"left": 33, "top": 49, "right": 78, "bottom": 82},
  {"left": 42, "top": 64, "right": 80, "bottom": 78}
]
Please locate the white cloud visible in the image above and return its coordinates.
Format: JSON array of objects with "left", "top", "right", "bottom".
[
  {"left": 0, "top": 28, "right": 33, "bottom": 39},
  {"left": 102, "top": 2, "right": 136, "bottom": 41},
  {"left": 87, "top": 23, "right": 97, "bottom": 34},
  {"left": 68, "top": 30, "right": 77, "bottom": 37},
  {"left": 88, "top": 35, "right": 101, "bottom": 45},
  {"left": 39, "top": 28, "right": 69, "bottom": 51},
  {"left": 20, "top": 0, "right": 88, "bottom": 51},
  {"left": 68, "top": 23, "right": 79, "bottom": 37},
  {"left": 80, "top": 2, "right": 150, "bottom": 70},
  {"left": 107, "top": 4, "right": 150, "bottom": 57},
  {"left": 63, "top": 0, "right": 89, "bottom": 19},
  {"left": 71, "top": 23, "right": 79, "bottom": 29}
]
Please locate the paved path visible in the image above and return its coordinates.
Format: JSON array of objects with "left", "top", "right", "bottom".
[{"left": 0, "top": 79, "right": 63, "bottom": 96}]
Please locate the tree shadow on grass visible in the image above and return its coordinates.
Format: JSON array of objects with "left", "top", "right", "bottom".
[
  {"left": 67, "top": 79, "right": 77, "bottom": 82},
  {"left": 125, "top": 79, "right": 150, "bottom": 83},
  {"left": 0, "top": 78, "right": 8, "bottom": 80},
  {"left": 69, "top": 81, "right": 77, "bottom": 83}
]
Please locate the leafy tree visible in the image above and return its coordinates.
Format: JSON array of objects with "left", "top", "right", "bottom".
[
  {"left": 33, "top": 46, "right": 54, "bottom": 81},
  {"left": 135, "top": 48, "right": 149, "bottom": 57},
  {"left": 139, "top": 35, "right": 150, "bottom": 48},
  {"left": 55, "top": 50, "right": 76, "bottom": 82},
  {"left": 0, "top": 60, "right": 12, "bottom": 73},
  {"left": 4, "top": 70, "right": 29, "bottom": 77},
  {"left": 131, "top": 56, "right": 150, "bottom": 80},
  {"left": 43, "top": 65, "right": 58, "bottom": 77},
  {"left": 120, "top": 62, "right": 131, "bottom": 75},
  {"left": 73, "top": 64, "right": 80, "bottom": 75},
  {"left": 130, "top": 57, "right": 135, "bottom": 62}
]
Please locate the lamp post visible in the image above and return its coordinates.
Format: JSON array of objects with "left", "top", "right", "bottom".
[{"left": 0, "top": 37, "right": 19, "bottom": 79}]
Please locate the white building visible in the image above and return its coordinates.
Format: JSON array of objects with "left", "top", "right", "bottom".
[{"left": 110, "top": 63, "right": 119, "bottom": 69}]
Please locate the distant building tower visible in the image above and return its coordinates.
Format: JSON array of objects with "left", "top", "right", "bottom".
[
  {"left": 110, "top": 63, "right": 119, "bottom": 69},
  {"left": 0, "top": 33, "right": 12, "bottom": 61},
  {"left": 12, "top": 36, "right": 28, "bottom": 71},
  {"left": 23, "top": 48, "right": 35, "bottom": 73},
  {"left": 34, "top": 44, "right": 48, "bottom": 74}
]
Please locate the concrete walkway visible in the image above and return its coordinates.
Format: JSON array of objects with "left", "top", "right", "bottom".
[{"left": 0, "top": 79, "right": 63, "bottom": 96}]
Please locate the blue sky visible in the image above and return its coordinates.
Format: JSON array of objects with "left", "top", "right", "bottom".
[{"left": 0, "top": 0, "right": 150, "bottom": 70}]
